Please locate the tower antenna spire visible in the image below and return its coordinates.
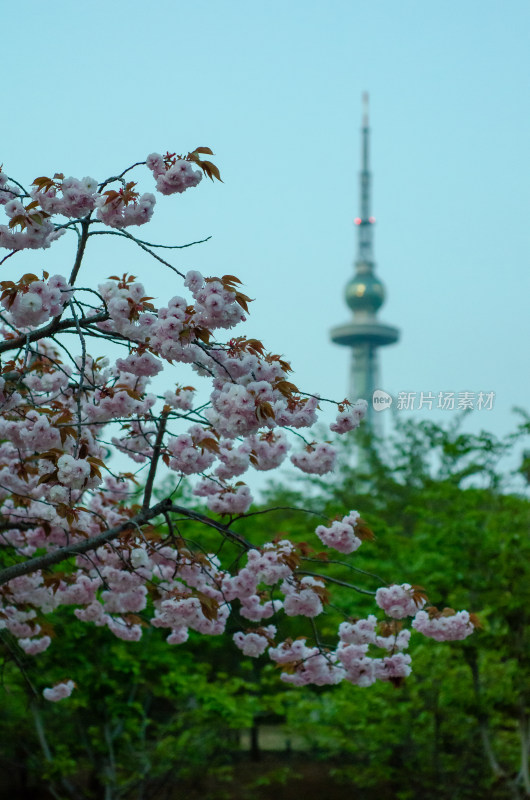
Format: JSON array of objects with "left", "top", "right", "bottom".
[
  {"left": 362, "top": 90, "right": 369, "bottom": 127},
  {"left": 358, "top": 91, "right": 372, "bottom": 262}
]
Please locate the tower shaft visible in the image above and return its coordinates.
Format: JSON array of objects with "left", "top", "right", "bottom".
[{"left": 350, "top": 343, "right": 380, "bottom": 430}]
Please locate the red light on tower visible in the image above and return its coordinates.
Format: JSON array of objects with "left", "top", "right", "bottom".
[
  {"left": 369, "top": 216, "right": 376, "bottom": 224},
  {"left": 354, "top": 217, "right": 362, "bottom": 225}
]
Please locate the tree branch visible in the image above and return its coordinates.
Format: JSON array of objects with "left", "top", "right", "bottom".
[
  {"left": 0, "top": 498, "right": 255, "bottom": 586},
  {"left": 0, "top": 310, "right": 108, "bottom": 355},
  {"left": 68, "top": 217, "right": 91, "bottom": 285},
  {"left": 0, "top": 498, "right": 172, "bottom": 585},
  {"left": 142, "top": 410, "right": 169, "bottom": 510}
]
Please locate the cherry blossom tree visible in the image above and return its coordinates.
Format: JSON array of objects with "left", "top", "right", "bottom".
[{"left": 0, "top": 148, "right": 475, "bottom": 701}]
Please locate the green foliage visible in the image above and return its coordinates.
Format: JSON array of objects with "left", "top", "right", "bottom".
[
  {"left": 1, "top": 417, "right": 529, "bottom": 799},
  {"left": 1, "top": 617, "right": 258, "bottom": 799},
  {"left": 264, "top": 417, "right": 530, "bottom": 799}
]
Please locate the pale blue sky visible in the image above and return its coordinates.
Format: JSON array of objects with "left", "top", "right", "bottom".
[{"left": 2, "top": 0, "right": 529, "bottom": 447}]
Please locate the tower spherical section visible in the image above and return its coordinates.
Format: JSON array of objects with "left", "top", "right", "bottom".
[{"left": 345, "top": 272, "right": 385, "bottom": 313}]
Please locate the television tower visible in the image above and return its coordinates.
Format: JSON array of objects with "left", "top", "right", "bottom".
[{"left": 330, "top": 93, "right": 400, "bottom": 431}]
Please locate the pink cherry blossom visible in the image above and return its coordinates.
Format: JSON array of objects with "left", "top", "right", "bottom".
[
  {"left": 291, "top": 442, "right": 337, "bottom": 475},
  {"left": 315, "top": 511, "right": 362, "bottom": 554},
  {"left": 233, "top": 625, "right": 276, "bottom": 657},
  {"left": 43, "top": 680, "right": 75, "bottom": 702},
  {"left": 375, "top": 583, "right": 424, "bottom": 619},
  {"left": 330, "top": 399, "right": 368, "bottom": 433},
  {"left": 412, "top": 609, "right": 474, "bottom": 641}
]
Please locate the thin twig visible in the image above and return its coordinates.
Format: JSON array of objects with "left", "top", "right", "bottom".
[
  {"left": 297, "top": 570, "right": 376, "bottom": 596},
  {"left": 0, "top": 250, "right": 18, "bottom": 267},
  {"left": 97, "top": 161, "right": 146, "bottom": 192},
  {"left": 301, "top": 556, "right": 386, "bottom": 584},
  {"left": 231, "top": 505, "right": 330, "bottom": 524},
  {"left": 88, "top": 229, "right": 186, "bottom": 277},
  {"left": 88, "top": 228, "right": 212, "bottom": 251}
]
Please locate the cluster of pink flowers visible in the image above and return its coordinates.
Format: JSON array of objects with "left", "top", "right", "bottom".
[
  {"left": 167, "top": 426, "right": 217, "bottom": 475},
  {"left": 221, "top": 541, "right": 295, "bottom": 603},
  {"left": 1, "top": 273, "right": 73, "bottom": 328},
  {"left": 43, "top": 680, "right": 75, "bottom": 702},
  {"left": 56, "top": 455, "right": 92, "bottom": 490},
  {"left": 146, "top": 153, "right": 203, "bottom": 195},
  {"left": 152, "top": 596, "right": 230, "bottom": 638},
  {"left": 267, "top": 613, "right": 416, "bottom": 688},
  {"left": 239, "top": 594, "right": 283, "bottom": 621},
  {"left": 19, "top": 634, "right": 52, "bottom": 655},
  {"left": 0, "top": 172, "right": 20, "bottom": 204},
  {"left": 412, "top": 609, "right": 475, "bottom": 641},
  {"left": 95, "top": 272, "right": 246, "bottom": 362},
  {"left": 247, "top": 432, "right": 289, "bottom": 470},
  {"left": 233, "top": 625, "right": 276, "bottom": 657},
  {"left": 274, "top": 394, "right": 319, "bottom": 428},
  {"left": 194, "top": 479, "right": 253, "bottom": 514},
  {"left": 335, "top": 615, "right": 413, "bottom": 686},
  {"left": 330, "top": 399, "right": 368, "bottom": 433},
  {"left": 338, "top": 615, "right": 378, "bottom": 645},
  {"left": 282, "top": 576, "right": 325, "bottom": 617},
  {"left": 0, "top": 410, "right": 60, "bottom": 452},
  {"left": 163, "top": 386, "right": 195, "bottom": 411},
  {"left": 291, "top": 442, "right": 337, "bottom": 475},
  {"left": 0, "top": 153, "right": 206, "bottom": 259},
  {"left": 88, "top": 383, "right": 156, "bottom": 427},
  {"left": 115, "top": 351, "right": 163, "bottom": 377},
  {"left": 269, "top": 639, "right": 344, "bottom": 686},
  {"left": 375, "top": 583, "right": 424, "bottom": 619},
  {"left": 185, "top": 271, "right": 246, "bottom": 330},
  {"left": 0, "top": 607, "right": 42, "bottom": 638},
  {"left": 375, "top": 628, "right": 411, "bottom": 652},
  {"left": 96, "top": 191, "right": 156, "bottom": 228},
  {"left": 315, "top": 511, "right": 362, "bottom": 554},
  {"left": 0, "top": 197, "right": 65, "bottom": 251},
  {"left": 215, "top": 440, "right": 251, "bottom": 480},
  {"left": 206, "top": 383, "right": 267, "bottom": 439},
  {"left": 31, "top": 176, "right": 99, "bottom": 219}
]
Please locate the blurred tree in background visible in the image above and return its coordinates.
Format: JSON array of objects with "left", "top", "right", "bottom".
[{"left": 272, "top": 415, "right": 530, "bottom": 800}]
